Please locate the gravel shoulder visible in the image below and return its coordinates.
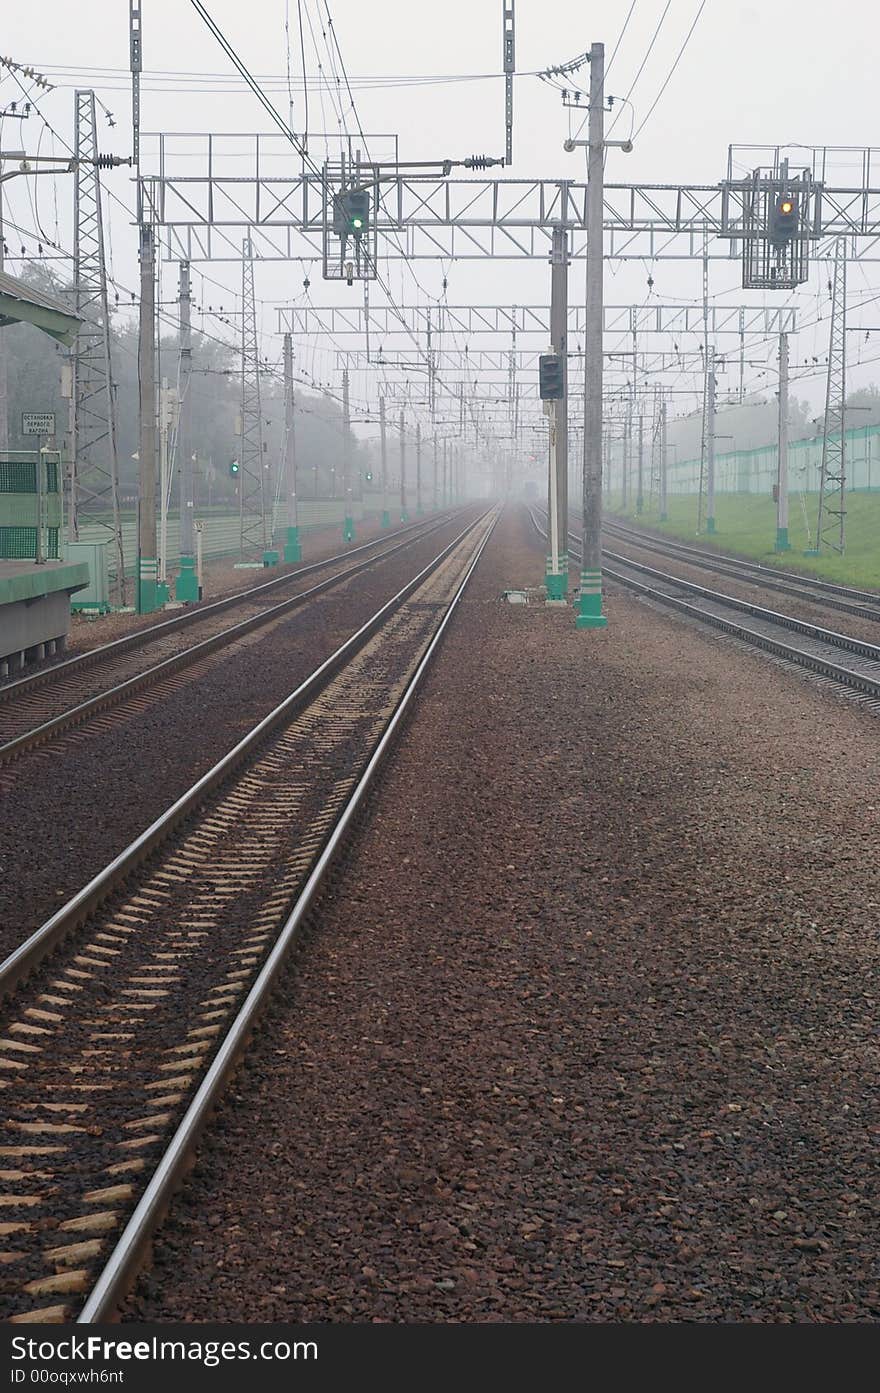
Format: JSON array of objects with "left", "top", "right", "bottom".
[{"left": 125, "top": 504, "right": 880, "bottom": 1323}]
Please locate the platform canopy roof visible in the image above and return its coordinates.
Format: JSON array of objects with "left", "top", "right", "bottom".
[{"left": 0, "top": 269, "right": 83, "bottom": 347}]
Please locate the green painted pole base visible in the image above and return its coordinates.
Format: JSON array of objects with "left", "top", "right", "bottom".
[
  {"left": 137, "top": 558, "right": 159, "bottom": 615},
  {"left": 659, "top": 511, "right": 668, "bottom": 522},
  {"left": 283, "top": 526, "right": 302, "bottom": 563},
  {"left": 380, "top": 510, "right": 391, "bottom": 529},
  {"left": 400, "top": 510, "right": 409, "bottom": 524},
  {"left": 636, "top": 497, "right": 644, "bottom": 515},
  {"left": 575, "top": 570, "right": 608, "bottom": 629},
  {"left": 175, "top": 554, "right": 200, "bottom": 603},
  {"left": 343, "top": 516, "right": 356, "bottom": 543},
  {"left": 262, "top": 549, "right": 280, "bottom": 567},
  {"left": 156, "top": 580, "right": 170, "bottom": 606},
  {"left": 774, "top": 527, "right": 790, "bottom": 553},
  {"left": 706, "top": 516, "right": 717, "bottom": 535},
  {"left": 803, "top": 547, "right": 820, "bottom": 556},
  {"left": 544, "top": 570, "right": 568, "bottom": 601}
]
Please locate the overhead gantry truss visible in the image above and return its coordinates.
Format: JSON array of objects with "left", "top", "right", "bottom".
[
  {"left": 280, "top": 304, "right": 798, "bottom": 338},
  {"left": 139, "top": 135, "right": 880, "bottom": 262}
]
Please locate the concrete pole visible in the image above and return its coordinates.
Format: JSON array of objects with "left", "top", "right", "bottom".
[
  {"left": 622, "top": 411, "right": 630, "bottom": 510},
  {"left": 576, "top": 41, "right": 608, "bottom": 627},
  {"left": 342, "top": 368, "right": 354, "bottom": 541},
  {"left": 379, "top": 395, "right": 390, "bottom": 527},
  {"left": 775, "top": 332, "right": 790, "bottom": 551},
  {"left": 282, "top": 332, "right": 302, "bottom": 561},
  {"left": 416, "top": 422, "right": 423, "bottom": 513},
  {"left": 137, "top": 223, "right": 158, "bottom": 613},
  {"left": 399, "top": 410, "right": 408, "bottom": 521},
  {"left": 442, "top": 438, "right": 448, "bottom": 507},
  {"left": 659, "top": 394, "right": 668, "bottom": 521},
  {"left": 0, "top": 166, "right": 7, "bottom": 453},
  {"left": 546, "top": 222, "right": 569, "bottom": 600},
  {"left": 636, "top": 413, "right": 644, "bottom": 515},
  {"left": 706, "top": 347, "right": 717, "bottom": 534},
  {"left": 175, "top": 261, "right": 199, "bottom": 600},
  {"left": 432, "top": 435, "right": 438, "bottom": 511}
]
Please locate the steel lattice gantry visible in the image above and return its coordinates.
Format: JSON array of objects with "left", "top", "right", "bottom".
[
  {"left": 70, "top": 89, "right": 126, "bottom": 601},
  {"left": 281, "top": 304, "right": 799, "bottom": 338},
  {"left": 138, "top": 135, "right": 880, "bottom": 262}
]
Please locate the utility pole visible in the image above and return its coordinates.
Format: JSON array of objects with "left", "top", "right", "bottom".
[
  {"left": 442, "top": 437, "right": 448, "bottom": 507},
  {"left": 576, "top": 41, "right": 608, "bottom": 627},
  {"left": 432, "top": 434, "right": 438, "bottom": 511},
  {"left": 622, "top": 408, "right": 630, "bottom": 510},
  {"left": 70, "top": 89, "right": 126, "bottom": 604},
  {"left": 416, "top": 422, "right": 423, "bottom": 514},
  {"left": 175, "top": 260, "right": 199, "bottom": 599},
  {"left": 775, "top": 332, "right": 790, "bottom": 552},
  {"left": 341, "top": 367, "right": 354, "bottom": 541},
  {"left": 503, "top": 2, "right": 516, "bottom": 165},
  {"left": 815, "top": 239, "right": 847, "bottom": 553},
  {"left": 659, "top": 393, "right": 668, "bottom": 521},
  {"left": 545, "top": 223, "right": 569, "bottom": 601},
  {"left": 282, "top": 332, "right": 302, "bottom": 561},
  {"left": 0, "top": 150, "right": 7, "bottom": 453},
  {"left": 636, "top": 413, "right": 644, "bottom": 514},
  {"left": 239, "top": 236, "right": 267, "bottom": 562},
  {"left": 137, "top": 221, "right": 157, "bottom": 612},
  {"left": 379, "top": 395, "right": 390, "bottom": 527},
  {"left": 706, "top": 347, "right": 717, "bottom": 534},
  {"left": 399, "top": 409, "right": 408, "bottom": 521}
]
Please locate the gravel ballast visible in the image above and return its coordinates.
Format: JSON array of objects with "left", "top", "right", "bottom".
[
  {"left": 125, "top": 505, "right": 879, "bottom": 1323},
  {"left": 0, "top": 511, "right": 478, "bottom": 957}
]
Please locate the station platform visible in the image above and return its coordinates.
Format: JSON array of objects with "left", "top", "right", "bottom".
[{"left": 0, "top": 559, "right": 90, "bottom": 676}]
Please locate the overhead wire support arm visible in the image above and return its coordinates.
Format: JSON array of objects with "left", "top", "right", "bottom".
[{"left": 503, "top": 2, "right": 516, "bottom": 166}]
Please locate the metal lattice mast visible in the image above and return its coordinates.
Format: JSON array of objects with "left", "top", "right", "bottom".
[
  {"left": 69, "top": 89, "right": 126, "bottom": 602},
  {"left": 816, "top": 239, "right": 848, "bottom": 553},
  {"left": 697, "top": 227, "right": 711, "bottom": 533},
  {"left": 238, "top": 236, "right": 266, "bottom": 559}
]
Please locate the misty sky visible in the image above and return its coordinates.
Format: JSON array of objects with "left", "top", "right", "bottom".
[{"left": 2, "top": 0, "right": 880, "bottom": 431}]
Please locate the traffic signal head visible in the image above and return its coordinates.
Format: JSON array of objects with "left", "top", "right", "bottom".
[
  {"left": 332, "top": 188, "right": 370, "bottom": 239},
  {"left": 769, "top": 193, "right": 798, "bottom": 245},
  {"left": 539, "top": 353, "right": 564, "bottom": 401},
  {"left": 230, "top": 459, "right": 240, "bottom": 477}
]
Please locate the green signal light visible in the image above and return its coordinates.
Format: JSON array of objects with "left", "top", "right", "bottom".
[
  {"left": 352, "top": 217, "right": 364, "bottom": 230},
  {"left": 365, "top": 469, "right": 373, "bottom": 481}
]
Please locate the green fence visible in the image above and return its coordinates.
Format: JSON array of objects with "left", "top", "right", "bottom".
[{"left": 666, "top": 422, "right": 880, "bottom": 496}]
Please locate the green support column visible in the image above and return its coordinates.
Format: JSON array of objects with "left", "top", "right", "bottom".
[
  {"left": 137, "top": 557, "right": 159, "bottom": 615},
  {"left": 575, "top": 568, "right": 608, "bottom": 629},
  {"left": 283, "top": 525, "right": 302, "bottom": 563},
  {"left": 544, "top": 564, "right": 567, "bottom": 601},
  {"left": 175, "top": 554, "right": 200, "bottom": 602},
  {"left": 400, "top": 509, "right": 409, "bottom": 523},
  {"left": 706, "top": 516, "right": 716, "bottom": 535},
  {"left": 343, "top": 516, "right": 356, "bottom": 543},
  {"left": 380, "top": 509, "right": 391, "bottom": 528},
  {"left": 775, "top": 527, "right": 790, "bottom": 552}
]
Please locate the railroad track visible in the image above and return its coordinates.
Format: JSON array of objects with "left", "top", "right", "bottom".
[
  {"left": 530, "top": 508, "right": 880, "bottom": 706},
  {"left": 0, "top": 512, "right": 459, "bottom": 767},
  {"left": 0, "top": 507, "right": 495, "bottom": 1324},
  {"left": 603, "top": 516, "right": 880, "bottom": 626}
]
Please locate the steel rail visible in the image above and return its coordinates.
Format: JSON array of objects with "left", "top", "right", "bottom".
[
  {"left": 0, "top": 512, "right": 457, "bottom": 706},
  {"left": 603, "top": 517, "right": 880, "bottom": 617},
  {"left": 529, "top": 508, "right": 880, "bottom": 700},
  {"left": 0, "top": 510, "right": 492, "bottom": 1001},
  {"left": 77, "top": 509, "right": 497, "bottom": 1322},
  {"left": 0, "top": 512, "right": 463, "bottom": 765},
  {"left": 601, "top": 548, "right": 880, "bottom": 663}
]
